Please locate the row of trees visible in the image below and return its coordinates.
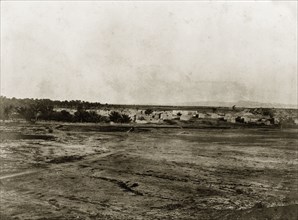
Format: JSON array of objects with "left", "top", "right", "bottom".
[
  {"left": 0, "top": 96, "right": 131, "bottom": 123},
  {"left": 0, "top": 96, "right": 102, "bottom": 111}
]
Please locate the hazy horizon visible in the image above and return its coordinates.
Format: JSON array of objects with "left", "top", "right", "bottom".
[
  {"left": 1, "top": 1, "right": 297, "bottom": 105},
  {"left": 1, "top": 95, "right": 297, "bottom": 109}
]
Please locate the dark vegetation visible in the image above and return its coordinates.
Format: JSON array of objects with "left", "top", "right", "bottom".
[
  {"left": 1, "top": 96, "right": 297, "bottom": 127},
  {"left": 144, "top": 109, "right": 153, "bottom": 115},
  {"left": 249, "top": 108, "right": 274, "bottom": 117},
  {"left": 0, "top": 96, "right": 133, "bottom": 123},
  {"left": 109, "top": 111, "right": 131, "bottom": 123},
  {"left": 0, "top": 96, "right": 127, "bottom": 123}
]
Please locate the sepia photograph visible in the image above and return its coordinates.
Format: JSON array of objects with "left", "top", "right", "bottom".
[{"left": 0, "top": 0, "right": 297, "bottom": 219}]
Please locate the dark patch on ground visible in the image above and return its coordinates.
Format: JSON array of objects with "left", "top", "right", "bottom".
[
  {"left": 58, "top": 125, "right": 133, "bottom": 132},
  {"left": 47, "top": 155, "right": 84, "bottom": 164},
  {"left": 0, "top": 132, "right": 55, "bottom": 141},
  {"left": 91, "top": 176, "right": 143, "bottom": 196},
  {"left": 223, "top": 204, "right": 298, "bottom": 220}
]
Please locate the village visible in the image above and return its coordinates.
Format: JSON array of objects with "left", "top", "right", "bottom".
[{"left": 55, "top": 106, "right": 298, "bottom": 127}]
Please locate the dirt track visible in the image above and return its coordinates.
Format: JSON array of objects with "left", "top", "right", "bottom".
[{"left": 0, "top": 123, "right": 297, "bottom": 219}]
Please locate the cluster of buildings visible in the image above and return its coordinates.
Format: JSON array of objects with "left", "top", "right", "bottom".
[
  {"left": 95, "top": 108, "right": 281, "bottom": 126},
  {"left": 54, "top": 107, "right": 298, "bottom": 126}
]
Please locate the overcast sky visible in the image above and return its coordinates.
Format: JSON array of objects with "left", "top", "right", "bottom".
[{"left": 1, "top": 1, "right": 297, "bottom": 105}]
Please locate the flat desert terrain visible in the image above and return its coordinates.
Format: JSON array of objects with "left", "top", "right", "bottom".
[{"left": 0, "top": 123, "right": 297, "bottom": 219}]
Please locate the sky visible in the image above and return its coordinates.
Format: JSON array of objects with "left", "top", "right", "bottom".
[{"left": 1, "top": 1, "right": 297, "bottom": 105}]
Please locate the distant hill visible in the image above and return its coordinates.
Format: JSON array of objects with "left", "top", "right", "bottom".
[{"left": 175, "top": 100, "right": 297, "bottom": 109}]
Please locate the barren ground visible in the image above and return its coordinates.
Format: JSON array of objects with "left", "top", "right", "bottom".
[{"left": 0, "top": 123, "right": 297, "bottom": 220}]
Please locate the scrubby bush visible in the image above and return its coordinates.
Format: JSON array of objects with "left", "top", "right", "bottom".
[
  {"left": 109, "top": 111, "right": 122, "bottom": 123},
  {"left": 15, "top": 100, "right": 55, "bottom": 122},
  {"left": 139, "top": 116, "right": 145, "bottom": 121},
  {"left": 262, "top": 108, "right": 274, "bottom": 117},
  {"left": 145, "top": 109, "right": 153, "bottom": 115},
  {"left": 0, "top": 103, "right": 14, "bottom": 120},
  {"left": 50, "top": 110, "right": 74, "bottom": 122},
  {"left": 235, "top": 116, "right": 244, "bottom": 123},
  {"left": 250, "top": 108, "right": 274, "bottom": 118},
  {"left": 109, "top": 111, "right": 131, "bottom": 123},
  {"left": 99, "top": 116, "right": 110, "bottom": 123},
  {"left": 121, "top": 114, "right": 131, "bottom": 123},
  {"left": 87, "top": 111, "right": 102, "bottom": 123},
  {"left": 59, "top": 110, "right": 74, "bottom": 122},
  {"left": 74, "top": 110, "right": 102, "bottom": 123},
  {"left": 16, "top": 106, "right": 39, "bottom": 122}
]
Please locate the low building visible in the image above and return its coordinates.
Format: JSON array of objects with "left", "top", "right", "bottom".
[
  {"left": 180, "top": 115, "right": 193, "bottom": 121},
  {"left": 208, "top": 113, "right": 220, "bottom": 119},
  {"left": 160, "top": 113, "right": 173, "bottom": 120},
  {"left": 198, "top": 113, "right": 206, "bottom": 118},
  {"left": 135, "top": 119, "right": 148, "bottom": 124}
]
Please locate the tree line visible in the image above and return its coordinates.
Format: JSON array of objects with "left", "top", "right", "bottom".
[{"left": 0, "top": 96, "right": 131, "bottom": 123}]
